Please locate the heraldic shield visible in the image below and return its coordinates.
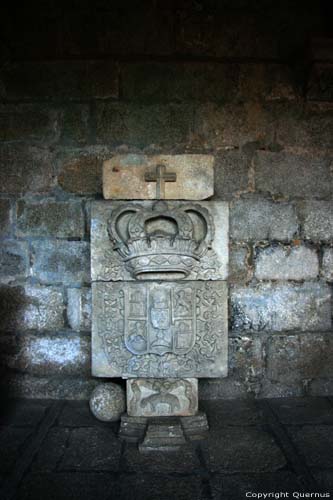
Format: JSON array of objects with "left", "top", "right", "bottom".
[{"left": 124, "top": 283, "right": 196, "bottom": 356}]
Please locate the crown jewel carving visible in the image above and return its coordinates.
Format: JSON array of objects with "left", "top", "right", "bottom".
[{"left": 108, "top": 201, "right": 214, "bottom": 280}]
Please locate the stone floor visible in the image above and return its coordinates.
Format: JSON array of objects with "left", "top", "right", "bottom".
[{"left": 0, "top": 397, "right": 333, "bottom": 500}]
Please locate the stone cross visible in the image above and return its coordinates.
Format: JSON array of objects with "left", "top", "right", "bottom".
[{"left": 144, "top": 165, "right": 177, "bottom": 199}]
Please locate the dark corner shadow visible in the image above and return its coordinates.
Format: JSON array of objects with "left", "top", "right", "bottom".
[{"left": 0, "top": 284, "right": 27, "bottom": 422}]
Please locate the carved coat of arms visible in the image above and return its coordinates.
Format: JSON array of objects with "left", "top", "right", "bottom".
[{"left": 125, "top": 284, "right": 196, "bottom": 356}]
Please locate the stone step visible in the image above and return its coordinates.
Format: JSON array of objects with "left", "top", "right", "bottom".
[
  {"left": 139, "top": 420, "right": 186, "bottom": 452},
  {"left": 119, "top": 415, "right": 147, "bottom": 443},
  {"left": 181, "top": 412, "right": 209, "bottom": 440}
]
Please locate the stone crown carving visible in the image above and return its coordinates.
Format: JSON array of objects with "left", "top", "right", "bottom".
[{"left": 108, "top": 201, "right": 214, "bottom": 280}]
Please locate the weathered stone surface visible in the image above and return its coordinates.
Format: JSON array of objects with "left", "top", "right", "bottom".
[
  {"left": 274, "top": 102, "right": 333, "bottom": 150},
  {"left": 0, "top": 285, "right": 65, "bottom": 331},
  {"left": 60, "top": 427, "right": 121, "bottom": 471},
  {"left": 206, "top": 427, "right": 286, "bottom": 473},
  {"left": 95, "top": 102, "right": 193, "bottom": 147},
  {"left": 231, "top": 282, "right": 331, "bottom": 332},
  {"left": 17, "top": 200, "right": 85, "bottom": 238},
  {"left": 67, "top": 287, "right": 92, "bottom": 332},
  {"left": 200, "top": 336, "right": 265, "bottom": 400},
  {"left": 255, "top": 151, "right": 332, "bottom": 199},
  {"left": 31, "top": 240, "right": 90, "bottom": 285},
  {"left": 260, "top": 380, "right": 303, "bottom": 399},
  {"left": 229, "top": 243, "right": 252, "bottom": 283},
  {"left": 0, "top": 333, "right": 90, "bottom": 376},
  {"left": 230, "top": 199, "right": 298, "bottom": 241},
  {"left": 89, "top": 383, "right": 125, "bottom": 422},
  {"left": 255, "top": 244, "right": 319, "bottom": 281},
  {"left": 322, "top": 247, "right": 333, "bottom": 281},
  {"left": 0, "top": 198, "right": 11, "bottom": 236},
  {"left": 228, "top": 335, "right": 265, "bottom": 397},
  {"left": 214, "top": 151, "right": 249, "bottom": 200},
  {"left": 1, "top": 61, "right": 119, "bottom": 100},
  {"left": 91, "top": 200, "right": 228, "bottom": 281},
  {"left": 0, "top": 240, "right": 29, "bottom": 284},
  {"left": 299, "top": 201, "right": 333, "bottom": 242},
  {"left": 269, "top": 397, "right": 333, "bottom": 425},
  {"left": 127, "top": 378, "right": 198, "bottom": 417},
  {"left": 103, "top": 154, "right": 214, "bottom": 200},
  {"left": 200, "top": 378, "right": 251, "bottom": 400},
  {"left": 4, "top": 375, "right": 98, "bottom": 400},
  {"left": 92, "top": 281, "right": 228, "bottom": 378},
  {"left": 266, "top": 333, "right": 333, "bottom": 387},
  {"left": 198, "top": 332, "right": 266, "bottom": 400},
  {"left": 0, "top": 104, "right": 58, "bottom": 142},
  {"left": 58, "top": 153, "right": 102, "bottom": 195},
  {"left": 0, "top": 144, "right": 54, "bottom": 194},
  {"left": 194, "top": 102, "right": 275, "bottom": 149},
  {"left": 287, "top": 425, "right": 333, "bottom": 468}
]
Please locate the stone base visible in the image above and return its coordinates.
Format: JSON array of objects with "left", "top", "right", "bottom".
[
  {"left": 139, "top": 418, "right": 186, "bottom": 452},
  {"left": 119, "top": 412, "right": 209, "bottom": 451}
]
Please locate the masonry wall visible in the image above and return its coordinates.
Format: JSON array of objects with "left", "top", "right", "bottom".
[{"left": 0, "top": 0, "right": 332, "bottom": 399}]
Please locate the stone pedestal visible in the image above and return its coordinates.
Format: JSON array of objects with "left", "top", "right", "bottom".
[
  {"left": 119, "top": 412, "right": 209, "bottom": 451},
  {"left": 90, "top": 155, "right": 228, "bottom": 451}
]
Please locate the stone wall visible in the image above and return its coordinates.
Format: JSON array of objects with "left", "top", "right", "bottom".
[{"left": 0, "top": 0, "right": 332, "bottom": 399}]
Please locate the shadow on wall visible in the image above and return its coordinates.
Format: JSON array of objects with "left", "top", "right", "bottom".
[
  {"left": 0, "top": 284, "right": 127, "bottom": 414},
  {"left": 0, "top": 286, "right": 27, "bottom": 417}
]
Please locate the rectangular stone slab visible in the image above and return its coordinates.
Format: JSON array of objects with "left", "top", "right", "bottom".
[
  {"left": 91, "top": 200, "right": 228, "bottom": 281},
  {"left": 127, "top": 378, "right": 198, "bottom": 417},
  {"left": 103, "top": 154, "right": 214, "bottom": 200},
  {"left": 92, "top": 280, "right": 228, "bottom": 378}
]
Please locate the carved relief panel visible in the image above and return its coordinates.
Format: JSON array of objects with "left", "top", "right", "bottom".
[
  {"left": 91, "top": 201, "right": 228, "bottom": 282},
  {"left": 127, "top": 378, "right": 198, "bottom": 417},
  {"left": 91, "top": 198, "right": 229, "bottom": 381},
  {"left": 92, "top": 281, "right": 228, "bottom": 378}
]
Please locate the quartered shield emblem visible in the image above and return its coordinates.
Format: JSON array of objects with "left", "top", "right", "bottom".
[{"left": 124, "top": 284, "right": 196, "bottom": 356}]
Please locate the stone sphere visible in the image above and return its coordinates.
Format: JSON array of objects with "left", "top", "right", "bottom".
[{"left": 89, "top": 383, "right": 126, "bottom": 422}]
